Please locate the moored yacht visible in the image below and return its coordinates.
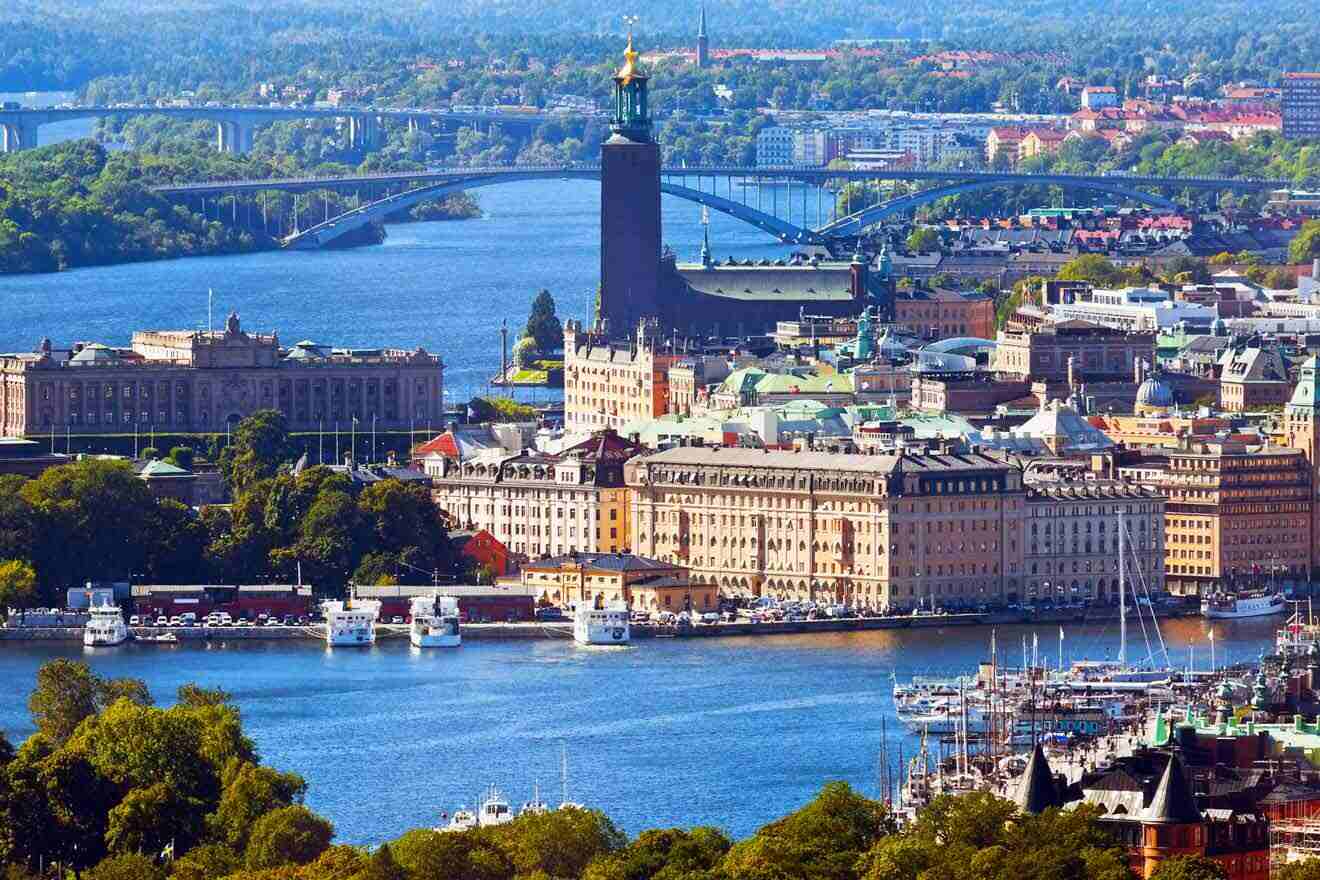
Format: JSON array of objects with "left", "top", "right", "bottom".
[
  {"left": 477, "top": 786, "right": 513, "bottom": 827},
  {"left": 322, "top": 594, "right": 381, "bottom": 646},
  {"left": 410, "top": 593, "right": 461, "bottom": 648},
  {"left": 1202, "top": 589, "right": 1286, "bottom": 619},
  {"left": 572, "top": 597, "right": 629, "bottom": 645},
  {"left": 83, "top": 600, "right": 129, "bottom": 647}
]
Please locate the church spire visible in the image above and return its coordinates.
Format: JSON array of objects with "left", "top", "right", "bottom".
[{"left": 696, "top": 3, "right": 710, "bottom": 68}]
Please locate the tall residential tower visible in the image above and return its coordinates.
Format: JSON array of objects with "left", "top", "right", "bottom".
[{"left": 696, "top": 5, "right": 710, "bottom": 68}]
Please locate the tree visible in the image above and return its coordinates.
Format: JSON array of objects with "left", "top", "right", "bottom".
[
  {"left": 105, "top": 781, "right": 205, "bottom": 856},
  {"left": 218, "top": 410, "right": 292, "bottom": 493},
  {"left": 1149, "top": 855, "right": 1228, "bottom": 880},
  {"left": 244, "top": 804, "right": 334, "bottom": 869},
  {"left": 21, "top": 459, "right": 156, "bottom": 589},
  {"left": 495, "top": 806, "right": 626, "bottom": 879},
  {"left": 584, "top": 827, "right": 731, "bottom": 880},
  {"left": 176, "top": 684, "right": 234, "bottom": 710},
  {"left": 0, "top": 559, "right": 37, "bottom": 622},
  {"left": 1057, "top": 254, "right": 1123, "bottom": 286},
  {"left": 1277, "top": 858, "right": 1320, "bottom": 880},
  {"left": 84, "top": 853, "right": 166, "bottom": 880},
  {"left": 168, "top": 842, "right": 242, "bottom": 880},
  {"left": 389, "top": 829, "right": 513, "bottom": 880},
  {"left": 210, "top": 761, "right": 307, "bottom": 850},
  {"left": 166, "top": 446, "right": 196, "bottom": 471},
  {"left": 143, "top": 499, "right": 208, "bottom": 583},
  {"left": 140, "top": 446, "right": 161, "bottom": 461},
  {"left": 723, "top": 783, "right": 894, "bottom": 880},
  {"left": 1291, "top": 220, "right": 1320, "bottom": 265},
  {"left": 357, "top": 843, "right": 407, "bottom": 880},
  {"left": 28, "top": 658, "right": 102, "bottom": 745},
  {"left": 513, "top": 335, "right": 539, "bottom": 370},
  {"left": 905, "top": 227, "right": 942, "bottom": 253},
  {"left": 524, "top": 289, "right": 563, "bottom": 353}
]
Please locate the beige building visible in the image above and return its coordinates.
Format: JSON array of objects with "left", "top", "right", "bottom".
[
  {"left": 430, "top": 431, "right": 640, "bottom": 560},
  {"left": 0, "top": 312, "right": 444, "bottom": 436},
  {"left": 515, "top": 552, "right": 716, "bottom": 614},
  {"left": 1022, "top": 477, "right": 1165, "bottom": 604},
  {"left": 994, "top": 317, "right": 1154, "bottom": 383},
  {"left": 1217, "top": 343, "right": 1290, "bottom": 412},
  {"left": 1154, "top": 439, "right": 1312, "bottom": 596},
  {"left": 563, "top": 319, "right": 673, "bottom": 432},
  {"left": 627, "top": 446, "right": 1027, "bottom": 611}
]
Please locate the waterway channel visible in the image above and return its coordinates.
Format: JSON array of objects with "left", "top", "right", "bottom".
[{"left": 0, "top": 617, "right": 1282, "bottom": 842}]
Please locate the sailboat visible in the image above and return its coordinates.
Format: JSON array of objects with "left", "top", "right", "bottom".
[{"left": 559, "top": 744, "right": 584, "bottom": 810}]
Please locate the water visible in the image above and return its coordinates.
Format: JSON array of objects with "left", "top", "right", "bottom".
[
  {"left": 0, "top": 617, "right": 1279, "bottom": 842},
  {"left": 0, "top": 180, "right": 798, "bottom": 401}
]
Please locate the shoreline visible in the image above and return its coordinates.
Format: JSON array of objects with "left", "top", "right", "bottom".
[{"left": 0, "top": 607, "right": 1200, "bottom": 643}]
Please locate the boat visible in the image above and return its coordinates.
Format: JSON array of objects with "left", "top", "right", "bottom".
[
  {"left": 322, "top": 592, "right": 381, "bottom": 646},
  {"left": 1201, "top": 589, "right": 1286, "bottom": 619},
  {"left": 520, "top": 783, "right": 551, "bottom": 816},
  {"left": 410, "top": 593, "right": 461, "bottom": 648},
  {"left": 136, "top": 632, "right": 179, "bottom": 644},
  {"left": 439, "top": 807, "right": 476, "bottom": 832},
  {"left": 572, "top": 596, "right": 629, "bottom": 645},
  {"left": 83, "top": 600, "right": 129, "bottom": 647},
  {"left": 476, "top": 786, "right": 513, "bottom": 827}
]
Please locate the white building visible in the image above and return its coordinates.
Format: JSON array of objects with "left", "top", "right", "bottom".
[{"left": 1050, "top": 287, "right": 1216, "bottom": 333}]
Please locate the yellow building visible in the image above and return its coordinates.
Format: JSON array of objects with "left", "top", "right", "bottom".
[
  {"left": 430, "top": 431, "right": 639, "bottom": 559},
  {"left": 563, "top": 319, "right": 673, "bottom": 433},
  {"left": 516, "top": 552, "right": 716, "bottom": 614},
  {"left": 627, "top": 446, "right": 1027, "bottom": 611}
]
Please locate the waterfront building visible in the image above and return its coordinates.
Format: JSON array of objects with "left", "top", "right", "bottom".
[
  {"left": 0, "top": 312, "right": 443, "bottom": 437},
  {"left": 627, "top": 446, "right": 1026, "bottom": 609},
  {"left": 1283, "top": 73, "right": 1320, "bottom": 140},
  {"left": 1021, "top": 474, "right": 1164, "bottom": 604},
  {"left": 563, "top": 319, "right": 674, "bottom": 433},
  {"left": 1153, "top": 438, "right": 1312, "bottom": 597},
  {"left": 429, "top": 429, "right": 641, "bottom": 560},
  {"left": 515, "top": 552, "right": 715, "bottom": 614}
]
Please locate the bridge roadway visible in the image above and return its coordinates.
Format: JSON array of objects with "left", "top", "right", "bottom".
[
  {"left": 147, "top": 164, "right": 1297, "bottom": 247},
  {"left": 0, "top": 104, "right": 603, "bottom": 154},
  {"left": 150, "top": 164, "right": 1293, "bottom": 197}
]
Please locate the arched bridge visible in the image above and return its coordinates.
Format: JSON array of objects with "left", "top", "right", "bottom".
[{"left": 149, "top": 164, "right": 1295, "bottom": 248}]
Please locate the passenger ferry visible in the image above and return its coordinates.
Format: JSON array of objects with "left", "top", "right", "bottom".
[
  {"left": 410, "top": 593, "right": 461, "bottom": 648},
  {"left": 572, "top": 597, "right": 630, "bottom": 645},
  {"left": 83, "top": 600, "right": 129, "bottom": 647},
  {"left": 1201, "top": 589, "right": 1286, "bottom": 619},
  {"left": 322, "top": 594, "right": 381, "bottom": 646}
]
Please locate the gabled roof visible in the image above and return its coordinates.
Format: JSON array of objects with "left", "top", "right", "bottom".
[
  {"left": 1144, "top": 754, "right": 1201, "bottom": 824},
  {"left": 1015, "top": 744, "right": 1061, "bottom": 814}
]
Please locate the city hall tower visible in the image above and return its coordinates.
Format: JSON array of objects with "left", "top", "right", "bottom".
[{"left": 599, "top": 34, "right": 663, "bottom": 338}]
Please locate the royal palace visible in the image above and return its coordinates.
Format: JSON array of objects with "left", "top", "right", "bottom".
[{"left": 0, "top": 312, "right": 444, "bottom": 436}]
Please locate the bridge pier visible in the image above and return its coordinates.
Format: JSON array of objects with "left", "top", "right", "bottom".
[
  {"left": 347, "top": 115, "right": 383, "bottom": 151},
  {"left": 214, "top": 120, "right": 256, "bottom": 154},
  {"left": 0, "top": 121, "right": 39, "bottom": 153}
]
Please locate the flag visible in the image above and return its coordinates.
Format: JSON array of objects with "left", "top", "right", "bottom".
[
  {"left": 1059, "top": 626, "right": 1064, "bottom": 641},
  {"left": 161, "top": 841, "right": 175, "bottom": 862}
]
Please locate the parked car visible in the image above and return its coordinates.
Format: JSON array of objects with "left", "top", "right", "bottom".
[
  {"left": 154, "top": 615, "right": 168, "bottom": 626},
  {"left": 128, "top": 615, "right": 141, "bottom": 626},
  {"left": 700, "top": 612, "right": 720, "bottom": 625},
  {"left": 390, "top": 616, "right": 403, "bottom": 625}
]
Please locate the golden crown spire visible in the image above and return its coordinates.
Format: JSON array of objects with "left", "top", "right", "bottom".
[{"left": 617, "top": 17, "right": 641, "bottom": 83}]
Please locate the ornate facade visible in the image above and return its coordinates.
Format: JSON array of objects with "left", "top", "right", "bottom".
[
  {"left": 562, "top": 319, "right": 673, "bottom": 432},
  {"left": 627, "top": 446, "right": 1026, "bottom": 611},
  {"left": 429, "top": 431, "right": 641, "bottom": 559},
  {"left": 0, "top": 313, "right": 443, "bottom": 436},
  {"left": 1022, "top": 478, "right": 1165, "bottom": 604}
]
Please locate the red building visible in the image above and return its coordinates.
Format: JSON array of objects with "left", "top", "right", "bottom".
[
  {"left": 452, "top": 529, "right": 511, "bottom": 578},
  {"left": 131, "top": 584, "right": 314, "bottom": 620}
]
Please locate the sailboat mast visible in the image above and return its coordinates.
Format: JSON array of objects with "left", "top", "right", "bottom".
[{"left": 1119, "top": 510, "right": 1127, "bottom": 670}]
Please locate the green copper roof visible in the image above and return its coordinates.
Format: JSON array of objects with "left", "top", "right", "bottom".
[{"left": 1288, "top": 355, "right": 1320, "bottom": 412}]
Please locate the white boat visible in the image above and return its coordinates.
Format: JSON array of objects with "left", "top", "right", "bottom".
[
  {"left": 476, "top": 786, "right": 513, "bottom": 827},
  {"left": 439, "top": 807, "right": 476, "bottom": 832},
  {"left": 136, "top": 632, "right": 179, "bottom": 644},
  {"left": 410, "top": 593, "right": 461, "bottom": 648},
  {"left": 572, "top": 597, "right": 629, "bottom": 645},
  {"left": 322, "top": 595, "right": 381, "bottom": 646},
  {"left": 520, "top": 783, "right": 551, "bottom": 816},
  {"left": 1202, "top": 590, "right": 1286, "bottom": 619},
  {"left": 83, "top": 600, "right": 129, "bottom": 647}
]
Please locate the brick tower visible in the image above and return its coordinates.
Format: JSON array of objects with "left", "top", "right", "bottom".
[{"left": 599, "top": 33, "right": 663, "bottom": 339}]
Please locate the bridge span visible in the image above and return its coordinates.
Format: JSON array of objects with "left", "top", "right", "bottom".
[
  {"left": 147, "top": 164, "right": 1296, "bottom": 248},
  {"left": 0, "top": 104, "right": 602, "bottom": 155}
]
